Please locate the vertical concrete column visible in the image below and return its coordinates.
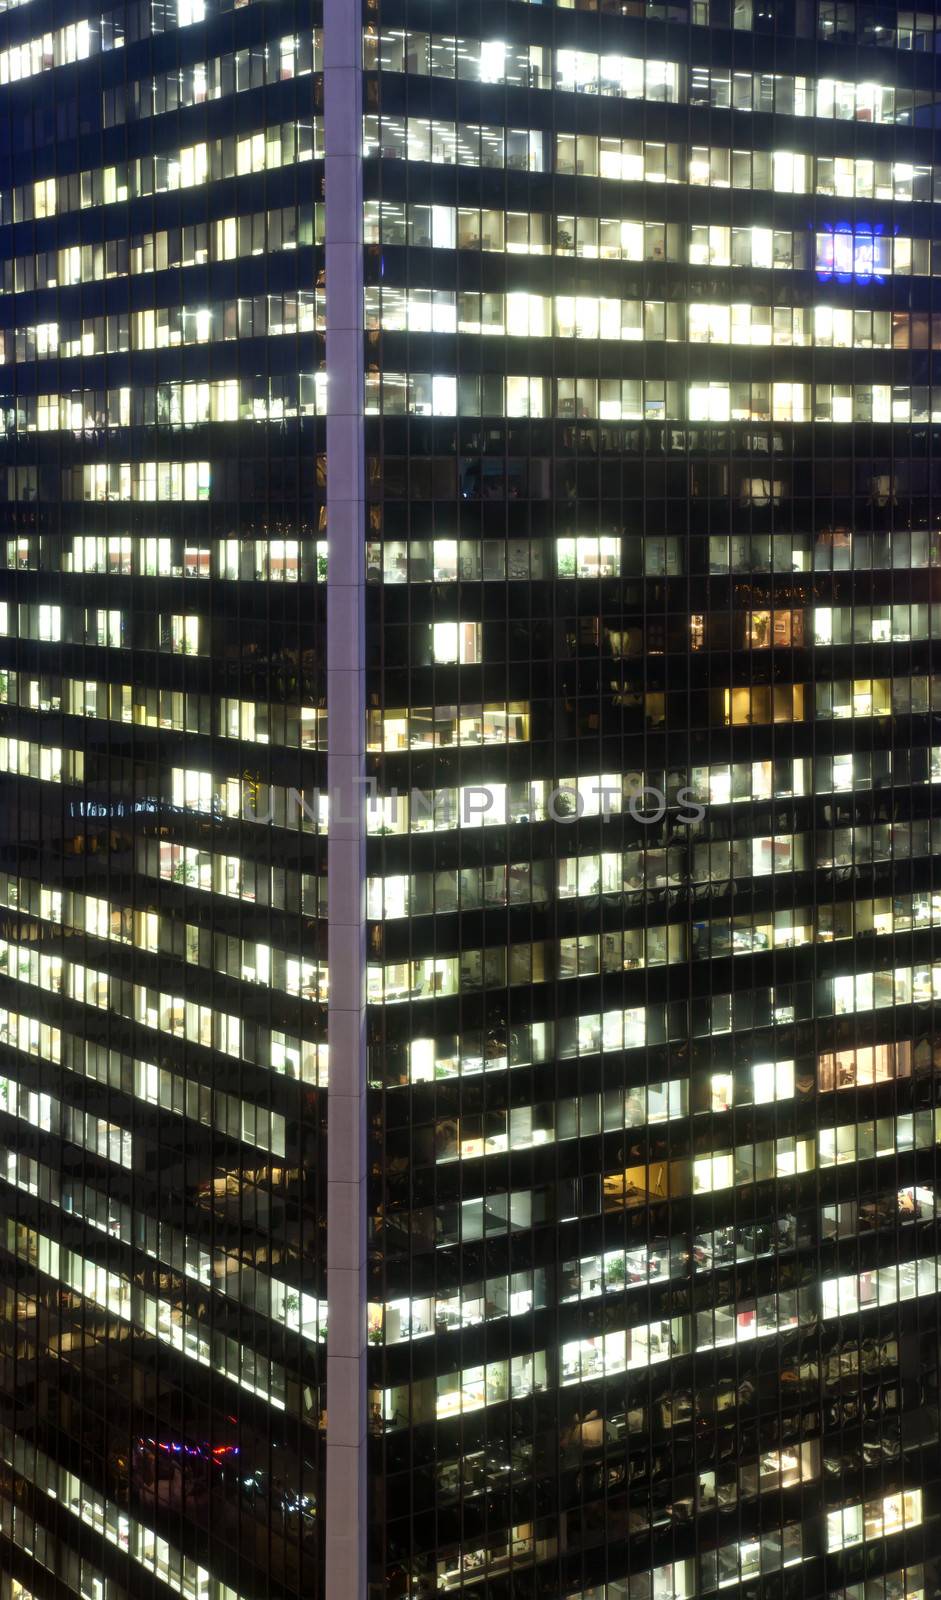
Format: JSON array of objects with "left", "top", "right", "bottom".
[{"left": 324, "top": 0, "right": 367, "bottom": 1593}]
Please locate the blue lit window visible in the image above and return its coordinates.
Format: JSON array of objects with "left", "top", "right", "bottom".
[{"left": 816, "top": 223, "right": 890, "bottom": 284}]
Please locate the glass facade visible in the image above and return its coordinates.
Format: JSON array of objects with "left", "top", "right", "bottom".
[
  {"left": 362, "top": 1, "right": 941, "bottom": 1598},
  {"left": 0, "top": 0, "right": 327, "bottom": 1595},
  {"left": 1, "top": 0, "right": 941, "bottom": 1598}
]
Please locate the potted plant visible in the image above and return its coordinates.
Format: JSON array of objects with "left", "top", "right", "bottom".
[{"left": 606, "top": 1256, "right": 626, "bottom": 1289}]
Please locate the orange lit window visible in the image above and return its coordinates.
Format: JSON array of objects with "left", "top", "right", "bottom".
[{"left": 746, "top": 610, "right": 804, "bottom": 647}]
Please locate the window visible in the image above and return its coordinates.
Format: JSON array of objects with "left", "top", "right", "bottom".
[{"left": 432, "top": 622, "right": 481, "bottom": 664}]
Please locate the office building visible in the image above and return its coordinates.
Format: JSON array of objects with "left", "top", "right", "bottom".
[{"left": 0, "top": 1, "right": 940, "bottom": 1598}]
